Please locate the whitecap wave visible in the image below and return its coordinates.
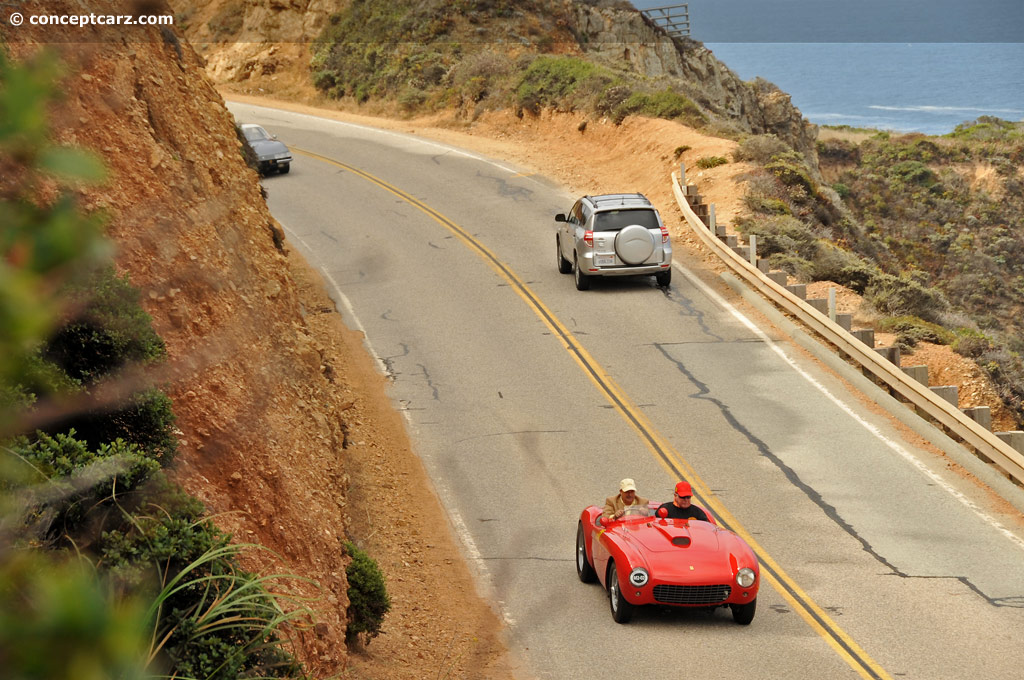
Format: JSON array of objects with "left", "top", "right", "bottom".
[
  {"left": 808, "top": 113, "right": 877, "bottom": 121},
  {"left": 868, "top": 105, "right": 1024, "bottom": 115}
]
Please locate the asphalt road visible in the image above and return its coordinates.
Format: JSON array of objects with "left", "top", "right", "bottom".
[{"left": 228, "top": 102, "right": 1024, "bottom": 680}]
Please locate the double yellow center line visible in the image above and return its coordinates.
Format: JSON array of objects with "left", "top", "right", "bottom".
[{"left": 295, "top": 147, "right": 893, "bottom": 680}]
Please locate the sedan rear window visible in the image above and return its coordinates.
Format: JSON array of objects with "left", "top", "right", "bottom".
[{"left": 593, "top": 209, "right": 659, "bottom": 232}]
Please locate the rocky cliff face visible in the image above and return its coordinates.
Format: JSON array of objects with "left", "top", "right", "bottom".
[
  {"left": 171, "top": 0, "right": 335, "bottom": 83},
  {"left": 568, "top": 1, "right": 819, "bottom": 161},
  {"left": 3, "top": 1, "right": 354, "bottom": 673}
]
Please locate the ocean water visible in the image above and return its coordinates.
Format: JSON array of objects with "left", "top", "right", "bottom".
[
  {"left": 704, "top": 43, "right": 1024, "bottom": 135},
  {"left": 629, "top": 0, "right": 1024, "bottom": 135}
]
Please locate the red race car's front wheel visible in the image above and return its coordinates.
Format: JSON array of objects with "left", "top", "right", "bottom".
[
  {"left": 608, "top": 562, "right": 635, "bottom": 624},
  {"left": 731, "top": 598, "right": 757, "bottom": 625}
]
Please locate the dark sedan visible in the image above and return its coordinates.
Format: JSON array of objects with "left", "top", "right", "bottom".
[{"left": 241, "top": 123, "right": 292, "bottom": 175}]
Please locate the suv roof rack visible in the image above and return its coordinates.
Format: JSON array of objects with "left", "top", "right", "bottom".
[{"left": 586, "top": 193, "right": 651, "bottom": 209}]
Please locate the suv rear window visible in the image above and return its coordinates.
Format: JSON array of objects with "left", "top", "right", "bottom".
[{"left": 593, "top": 209, "right": 659, "bottom": 232}]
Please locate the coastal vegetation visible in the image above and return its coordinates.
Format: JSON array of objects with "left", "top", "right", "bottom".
[
  {"left": 311, "top": 0, "right": 706, "bottom": 129},
  {"left": 735, "top": 120, "right": 1024, "bottom": 424}
]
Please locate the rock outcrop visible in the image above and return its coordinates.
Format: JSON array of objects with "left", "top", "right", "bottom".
[
  {"left": 170, "top": 0, "right": 334, "bottom": 83},
  {"left": 568, "top": 1, "right": 819, "bottom": 161}
]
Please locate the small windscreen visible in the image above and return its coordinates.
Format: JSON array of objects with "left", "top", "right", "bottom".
[{"left": 593, "top": 209, "right": 659, "bottom": 232}]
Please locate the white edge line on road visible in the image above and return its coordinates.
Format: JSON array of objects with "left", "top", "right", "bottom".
[
  {"left": 279, "top": 220, "right": 513, "bottom": 624},
  {"left": 675, "top": 262, "right": 1024, "bottom": 553}
]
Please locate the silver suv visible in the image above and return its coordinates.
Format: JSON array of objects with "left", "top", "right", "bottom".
[{"left": 555, "top": 193, "right": 672, "bottom": 290}]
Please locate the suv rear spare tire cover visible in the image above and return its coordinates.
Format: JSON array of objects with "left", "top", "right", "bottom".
[{"left": 615, "top": 225, "right": 656, "bottom": 265}]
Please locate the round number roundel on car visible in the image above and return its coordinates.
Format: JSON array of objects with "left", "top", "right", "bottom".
[
  {"left": 615, "top": 225, "right": 656, "bottom": 265},
  {"left": 629, "top": 567, "right": 649, "bottom": 587}
]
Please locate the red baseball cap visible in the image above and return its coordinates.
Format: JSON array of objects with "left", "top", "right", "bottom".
[{"left": 675, "top": 481, "right": 693, "bottom": 497}]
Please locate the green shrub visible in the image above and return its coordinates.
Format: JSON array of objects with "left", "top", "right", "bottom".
[
  {"left": 977, "top": 346, "right": 1024, "bottom": 422},
  {"left": 99, "top": 476, "right": 224, "bottom": 585},
  {"left": 673, "top": 145, "right": 691, "bottom": 159},
  {"left": 696, "top": 155, "right": 728, "bottom": 169},
  {"left": 2, "top": 49, "right": 307, "bottom": 680},
  {"left": 312, "top": 0, "right": 458, "bottom": 103},
  {"left": 888, "top": 160, "right": 936, "bottom": 187},
  {"left": 947, "top": 116, "right": 1024, "bottom": 142},
  {"left": 616, "top": 88, "right": 704, "bottom": 125},
  {"left": 0, "top": 51, "right": 108, "bottom": 396},
  {"left": 832, "top": 182, "right": 851, "bottom": 199},
  {"left": 864, "top": 272, "right": 948, "bottom": 323},
  {"left": 809, "top": 244, "right": 878, "bottom": 293},
  {"left": 4, "top": 431, "right": 160, "bottom": 542},
  {"left": 98, "top": 485, "right": 308, "bottom": 679},
  {"left": 44, "top": 267, "right": 165, "bottom": 384},
  {"left": 951, "top": 328, "right": 994, "bottom": 359},
  {"left": 744, "top": 195, "right": 791, "bottom": 215},
  {"left": 515, "top": 56, "right": 602, "bottom": 112},
  {"left": 594, "top": 83, "right": 632, "bottom": 119},
  {"left": 734, "top": 134, "right": 790, "bottom": 164},
  {"left": 344, "top": 541, "right": 391, "bottom": 645},
  {"left": 764, "top": 252, "right": 815, "bottom": 281},
  {"left": 50, "top": 388, "right": 177, "bottom": 465},
  {"left": 449, "top": 50, "right": 513, "bottom": 105},
  {"left": 878, "top": 315, "right": 955, "bottom": 350},
  {"left": 735, "top": 214, "right": 819, "bottom": 260},
  {"left": 397, "top": 86, "right": 427, "bottom": 112},
  {"left": 764, "top": 155, "right": 816, "bottom": 196}
]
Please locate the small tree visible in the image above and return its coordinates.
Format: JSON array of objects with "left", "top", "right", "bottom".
[{"left": 343, "top": 541, "right": 391, "bottom": 645}]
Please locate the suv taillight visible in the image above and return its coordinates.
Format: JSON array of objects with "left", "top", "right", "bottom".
[
  {"left": 660, "top": 225, "right": 669, "bottom": 244},
  {"left": 584, "top": 230, "right": 594, "bottom": 247}
]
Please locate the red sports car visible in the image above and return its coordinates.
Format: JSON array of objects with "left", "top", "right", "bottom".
[{"left": 576, "top": 502, "right": 760, "bottom": 624}]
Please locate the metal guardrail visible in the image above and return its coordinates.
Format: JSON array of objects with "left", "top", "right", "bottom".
[
  {"left": 641, "top": 3, "right": 691, "bottom": 39},
  {"left": 671, "top": 171, "right": 1024, "bottom": 488}
]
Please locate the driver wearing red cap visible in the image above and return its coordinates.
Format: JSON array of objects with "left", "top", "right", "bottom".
[{"left": 657, "top": 481, "right": 709, "bottom": 522}]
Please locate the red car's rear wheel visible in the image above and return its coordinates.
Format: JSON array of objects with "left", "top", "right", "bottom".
[{"left": 576, "top": 522, "right": 597, "bottom": 583}]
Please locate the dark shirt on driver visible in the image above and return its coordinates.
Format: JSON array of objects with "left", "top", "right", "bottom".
[{"left": 656, "top": 502, "right": 709, "bottom": 522}]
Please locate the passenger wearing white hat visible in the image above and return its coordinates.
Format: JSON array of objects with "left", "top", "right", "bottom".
[{"left": 602, "top": 478, "right": 649, "bottom": 520}]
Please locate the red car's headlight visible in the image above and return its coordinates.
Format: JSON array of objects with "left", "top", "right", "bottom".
[
  {"left": 736, "top": 567, "right": 756, "bottom": 588},
  {"left": 628, "top": 567, "right": 649, "bottom": 588}
]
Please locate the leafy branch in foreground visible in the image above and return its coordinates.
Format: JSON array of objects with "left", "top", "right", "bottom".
[{"left": 0, "top": 49, "right": 109, "bottom": 401}]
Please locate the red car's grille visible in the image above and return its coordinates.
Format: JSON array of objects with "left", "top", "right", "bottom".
[{"left": 653, "top": 584, "right": 731, "bottom": 605}]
